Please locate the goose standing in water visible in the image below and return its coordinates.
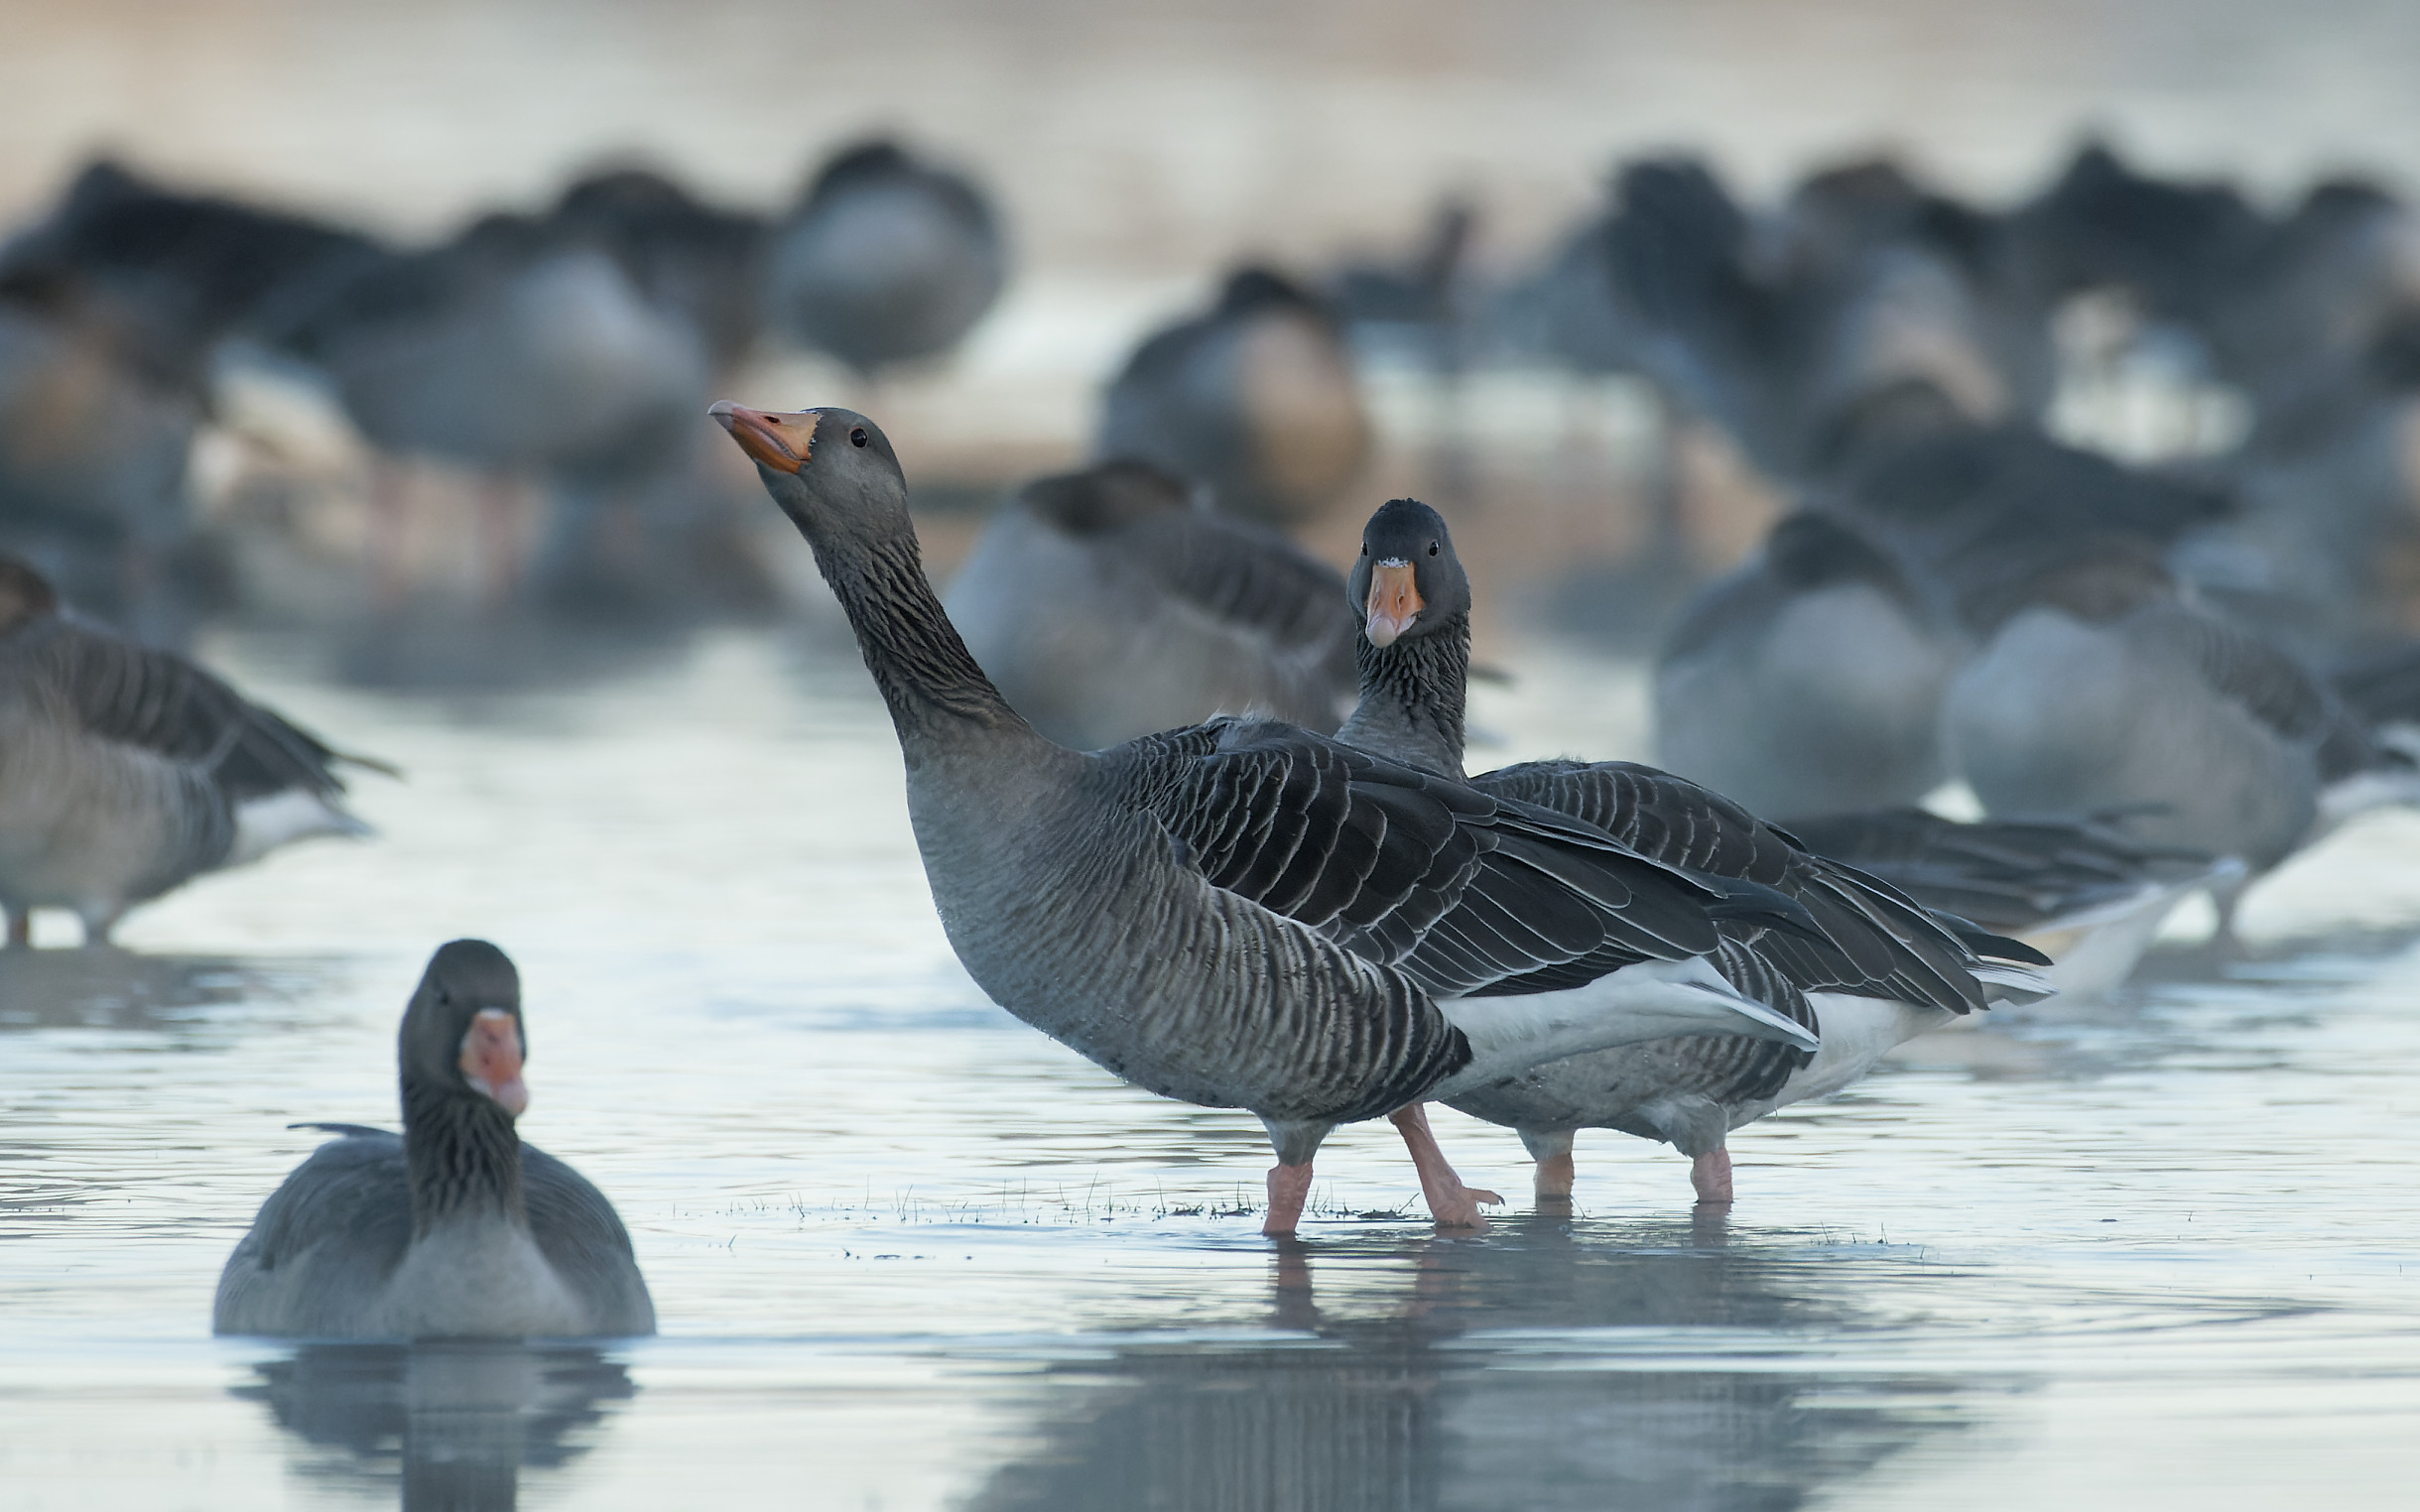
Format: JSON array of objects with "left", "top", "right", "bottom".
[
  {"left": 1098, "top": 269, "right": 1373, "bottom": 530},
  {"left": 711, "top": 402, "right": 1826, "bottom": 1235},
  {"left": 945, "top": 459, "right": 1358, "bottom": 748},
  {"left": 1943, "top": 544, "right": 2420, "bottom": 937},
  {"left": 1337, "top": 499, "right": 2048, "bottom": 1204},
  {"left": 214, "top": 941, "right": 655, "bottom": 1338},
  {"left": 765, "top": 140, "right": 1006, "bottom": 379},
  {"left": 0, "top": 556, "right": 383, "bottom": 946}
]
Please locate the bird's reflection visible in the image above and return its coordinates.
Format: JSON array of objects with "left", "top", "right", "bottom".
[
  {"left": 0, "top": 949, "right": 317, "bottom": 1031},
  {"left": 968, "top": 1216, "right": 1991, "bottom": 1512},
  {"left": 231, "top": 1340, "right": 635, "bottom": 1512}
]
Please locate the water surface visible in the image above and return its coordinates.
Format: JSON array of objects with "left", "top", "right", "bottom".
[{"left": 4, "top": 624, "right": 2418, "bottom": 1510}]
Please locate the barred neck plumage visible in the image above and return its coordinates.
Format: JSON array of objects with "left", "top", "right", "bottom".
[
  {"left": 813, "top": 527, "right": 1039, "bottom": 757},
  {"left": 1337, "top": 614, "right": 1470, "bottom": 778},
  {"left": 402, "top": 1078, "right": 526, "bottom": 1235}
]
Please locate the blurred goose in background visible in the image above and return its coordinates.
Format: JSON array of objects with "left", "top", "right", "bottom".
[
  {"left": 280, "top": 208, "right": 714, "bottom": 612},
  {"left": 713, "top": 401, "right": 1827, "bottom": 1236},
  {"left": 0, "top": 157, "right": 389, "bottom": 367},
  {"left": 1654, "top": 510, "right": 1963, "bottom": 818},
  {"left": 1654, "top": 411, "right": 2235, "bottom": 819},
  {"left": 1326, "top": 195, "right": 1478, "bottom": 370},
  {"left": 1588, "top": 155, "right": 2045, "bottom": 487},
  {"left": 1943, "top": 541, "right": 2420, "bottom": 936},
  {"left": 214, "top": 941, "right": 655, "bottom": 1338},
  {"left": 1098, "top": 268, "right": 1373, "bottom": 529},
  {"left": 548, "top": 165, "right": 771, "bottom": 381},
  {"left": 764, "top": 140, "right": 1006, "bottom": 379},
  {"left": 945, "top": 459, "right": 1357, "bottom": 748},
  {"left": 0, "top": 555, "right": 383, "bottom": 946},
  {"left": 0, "top": 262, "right": 214, "bottom": 642},
  {"left": 1336, "top": 498, "right": 2049, "bottom": 1204}
]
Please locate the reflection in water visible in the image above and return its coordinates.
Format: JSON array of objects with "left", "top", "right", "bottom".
[
  {"left": 232, "top": 1341, "right": 635, "bottom": 1511},
  {"left": 0, "top": 949, "right": 318, "bottom": 1031},
  {"left": 970, "top": 1218, "right": 1991, "bottom": 1512}
]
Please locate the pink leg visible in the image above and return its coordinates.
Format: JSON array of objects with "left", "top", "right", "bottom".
[
  {"left": 1264, "top": 1163, "right": 1315, "bottom": 1237},
  {"left": 1692, "top": 1147, "right": 1733, "bottom": 1205},
  {"left": 1534, "top": 1150, "right": 1577, "bottom": 1202},
  {"left": 1390, "top": 1103, "right": 1502, "bottom": 1230}
]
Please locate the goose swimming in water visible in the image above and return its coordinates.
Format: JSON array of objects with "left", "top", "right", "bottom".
[
  {"left": 1337, "top": 498, "right": 2049, "bottom": 1204},
  {"left": 711, "top": 401, "right": 1827, "bottom": 1235},
  {"left": 214, "top": 941, "right": 655, "bottom": 1338},
  {"left": 0, "top": 555, "right": 384, "bottom": 946}
]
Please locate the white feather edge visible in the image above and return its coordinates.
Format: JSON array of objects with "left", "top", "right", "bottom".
[
  {"left": 227, "top": 790, "right": 372, "bottom": 868},
  {"left": 1428, "top": 953, "right": 1819, "bottom": 1100}
]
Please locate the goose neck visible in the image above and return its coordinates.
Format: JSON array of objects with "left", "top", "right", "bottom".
[
  {"left": 1338, "top": 614, "right": 1470, "bottom": 777},
  {"left": 402, "top": 1078, "right": 528, "bottom": 1235},
  {"left": 815, "top": 524, "right": 1045, "bottom": 760}
]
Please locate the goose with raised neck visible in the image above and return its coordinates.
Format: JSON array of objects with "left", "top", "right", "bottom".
[
  {"left": 212, "top": 941, "right": 655, "bottom": 1338},
  {"left": 711, "top": 402, "right": 1830, "bottom": 1236},
  {"left": 1337, "top": 498, "right": 2050, "bottom": 1206}
]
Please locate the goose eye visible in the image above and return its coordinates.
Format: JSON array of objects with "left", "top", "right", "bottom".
[
  {"left": 1360, "top": 543, "right": 1368, "bottom": 556},
  {"left": 849, "top": 427, "right": 869, "bottom": 447},
  {"left": 1427, "top": 542, "right": 1439, "bottom": 557}
]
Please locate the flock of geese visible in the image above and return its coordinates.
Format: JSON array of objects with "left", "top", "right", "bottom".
[{"left": 6, "top": 137, "right": 2420, "bottom": 1343}]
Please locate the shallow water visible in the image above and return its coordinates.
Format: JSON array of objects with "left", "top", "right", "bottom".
[{"left": 4, "top": 622, "right": 2419, "bottom": 1510}]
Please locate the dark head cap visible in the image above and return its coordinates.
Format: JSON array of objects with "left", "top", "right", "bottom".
[
  {"left": 1348, "top": 498, "right": 1469, "bottom": 647},
  {"left": 400, "top": 940, "right": 528, "bottom": 1117}
]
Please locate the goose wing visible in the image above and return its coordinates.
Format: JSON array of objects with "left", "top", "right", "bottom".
[
  {"left": 1470, "top": 758, "right": 2038, "bottom": 1013},
  {"left": 2134, "top": 605, "right": 2382, "bottom": 781},
  {"left": 1113, "top": 719, "right": 1794, "bottom": 1001},
  {"left": 1784, "top": 808, "right": 2218, "bottom": 934},
  {"left": 28, "top": 619, "right": 380, "bottom": 801}
]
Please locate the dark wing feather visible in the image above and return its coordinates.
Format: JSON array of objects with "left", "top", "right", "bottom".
[
  {"left": 29, "top": 619, "right": 371, "bottom": 801},
  {"left": 224, "top": 1129, "right": 413, "bottom": 1284},
  {"left": 1472, "top": 758, "right": 2009, "bottom": 1013},
  {"left": 1112, "top": 720, "right": 1785, "bottom": 1002},
  {"left": 1784, "top": 808, "right": 2218, "bottom": 933},
  {"left": 522, "top": 1145, "right": 655, "bottom": 1335}
]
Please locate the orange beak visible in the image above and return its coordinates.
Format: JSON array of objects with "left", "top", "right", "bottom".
[
  {"left": 1364, "top": 561, "right": 1423, "bottom": 647},
  {"left": 459, "top": 1008, "right": 529, "bottom": 1117},
  {"left": 709, "top": 401, "right": 816, "bottom": 473}
]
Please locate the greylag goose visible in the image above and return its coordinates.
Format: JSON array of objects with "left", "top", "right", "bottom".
[
  {"left": 1098, "top": 268, "right": 1372, "bottom": 529},
  {"left": 278, "top": 208, "right": 713, "bottom": 612},
  {"left": 0, "top": 556, "right": 383, "bottom": 946},
  {"left": 711, "top": 402, "right": 1824, "bottom": 1235},
  {"left": 1338, "top": 498, "right": 2048, "bottom": 1203},
  {"left": 213, "top": 940, "right": 655, "bottom": 1339},
  {"left": 1654, "top": 511, "right": 1964, "bottom": 818},
  {"left": 1942, "top": 543, "right": 2420, "bottom": 936},
  {"left": 944, "top": 459, "right": 1358, "bottom": 748},
  {"left": 764, "top": 140, "right": 1005, "bottom": 378}
]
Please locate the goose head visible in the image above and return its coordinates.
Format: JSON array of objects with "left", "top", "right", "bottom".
[
  {"left": 0, "top": 556, "right": 60, "bottom": 634},
  {"left": 401, "top": 940, "right": 529, "bottom": 1119},
  {"left": 709, "top": 402, "right": 908, "bottom": 552},
  {"left": 1348, "top": 497, "right": 1469, "bottom": 648}
]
